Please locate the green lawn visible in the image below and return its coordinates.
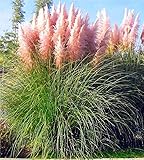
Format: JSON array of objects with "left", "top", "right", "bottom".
[{"left": 99, "top": 148, "right": 144, "bottom": 158}]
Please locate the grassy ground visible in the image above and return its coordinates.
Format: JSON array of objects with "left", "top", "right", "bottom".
[
  {"left": 35, "top": 149, "right": 144, "bottom": 159},
  {"left": 99, "top": 148, "right": 144, "bottom": 158}
]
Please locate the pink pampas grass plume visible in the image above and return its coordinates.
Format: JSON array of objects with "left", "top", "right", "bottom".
[
  {"left": 111, "top": 24, "right": 120, "bottom": 46},
  {"left": 108, "top": 24, "right": 120, "bottom": 53},
  {"left": 96, "top": 29, "right": 110, "bottom": 57},
  {"left": 94, "top": 8, "right": 111, "bottom": 61},
  {"left": 68, "top": 24, "right": 87, "bottom": 61},
  {"left": 18, "top": 24, "right": 39, "bottom": 67},
  {"left": 93, "top": 29, "right": 110, "bottom": 65},
  {"left": 128, "top": 14, "right": 139, "bottom": 47},
  {"left": 18, "top": 24, "right": 39, "bottom": 53},
  {"left": 85, "top": 20, "right": 98, "bottom": 54},
  {"left": 53, "top": 4, "right": 68, "bottom": 46},
  {"left": 95, "top": 9, "right": 111, "bottom": 48},
  {"left": 120, "top": 9, "right": 139, "bottom": 49},
  {"left": 44, "top": 4, "right": 50, "bottom": 20},
  {"left": 54, "top": 35, "right": 66, "bottom": 68},
  {"left": 121, "top": 9, "right": 135, "bottom": 30},
  {"left": 50, "top": 5, "right": 58, "bottom": 26},
  {"left": 39, "top": 18, "right": 54, "bottom": 60},
  {"left": 37, "top": 8, "right": 46, "bottom": 32},
  {"left": 56, "top": 1, "right": 62, "bottom": 14},
  {"left": 68, "top": 3, "right": 79, "bottom": 29},
  {"left": 68, "top": 10, "right": 87, "bottom": 61},
  {"left": 31, "top": 13, "right": 37, "bottom": 30}
]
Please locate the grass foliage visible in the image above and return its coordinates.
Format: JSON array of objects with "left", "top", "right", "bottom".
[{"left": 1, "top": 53, "right": 144, "bottom": 158}]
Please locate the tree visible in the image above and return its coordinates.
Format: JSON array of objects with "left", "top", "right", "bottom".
[
  {"left": 12, "top": 0, "right": 25, "bottom": 34},
  {"left": 0, "top": 32, "right": 18, "bottom": 54},
  {"left": 35, "top": 0, "right": 53, "bottom": 15},
  {"left": 0, "top": 31, "right": 18, "bottom": 70}
]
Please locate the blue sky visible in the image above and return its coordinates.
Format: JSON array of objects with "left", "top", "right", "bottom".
[{"left": 0, "top": 0, "right": 144, "bottom": 35}]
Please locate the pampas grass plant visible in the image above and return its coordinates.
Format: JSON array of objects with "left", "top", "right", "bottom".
[{"left": 1, "top": 2, "right": 144, "bottom": 159}]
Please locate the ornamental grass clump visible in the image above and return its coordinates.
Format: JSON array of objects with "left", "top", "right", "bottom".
[
  {"left": 1, "top": 57, "right": 144, "bottom": 158},
  {"left": 1, "top": 2, "right": 144, "bottom": 159}
]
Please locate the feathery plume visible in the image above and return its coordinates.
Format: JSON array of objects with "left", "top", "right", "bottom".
[
  {"left": 56, "top": 1, "right": 62, "bottom": 14},
  {"left": 44, "top": 4, "right": 50, "bottom": 20},
  {"left": 85, "top": 20, "right": 98, "bottom": 54},
  {"left": 95, "top": 9, "right": 111, "bottom": 57},
  {"left": 50, "top": 5, "right": 58, "bottom": 26},
  {"left": 18, "top": 24, "right": 39, "bottom": 67},
  {"left": 68, "top": 3, "right": 78, "bottom": 29},
  {"left": 128, "top": 14, "right": 139, "bottom": 47},
  {"left": 31, "top": 13, "right": 37, "bottom": 30},
  {"left": 54, "top": 35, "right": 66, "bottom": 68},
  {"left": 39, "top": 17, "right": 54, "bottom": 60},
  {"left": 120, "top": 9, "right": 139, "bottom": 49},
  {"left": 53, "top": 3, "right": 68, "bottom": 45},
  {"left": 68, "top": 13, "right": 87, "bottom": 61},
  {"left": 37, "top": 8, "right": 46, "bottom": 32},
  {"left": 111, "top": 24, "right": 120, "bottom": 45}
]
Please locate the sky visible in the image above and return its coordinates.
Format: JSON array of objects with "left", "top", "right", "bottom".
[{"left": 0, "top": 0, "right": 144, "bottom": 35}]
